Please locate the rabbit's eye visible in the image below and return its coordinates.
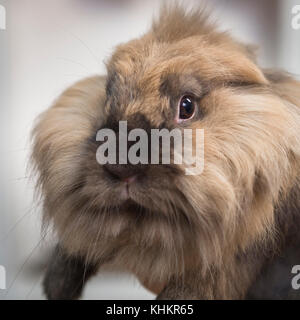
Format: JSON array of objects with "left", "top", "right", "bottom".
[{"left": 177, "top": 95, "right": 196, "bottom": 121}]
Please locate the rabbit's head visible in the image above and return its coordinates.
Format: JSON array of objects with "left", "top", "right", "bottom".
[{"left": 32, "top": 6, "right": 300, "bottom": 277}]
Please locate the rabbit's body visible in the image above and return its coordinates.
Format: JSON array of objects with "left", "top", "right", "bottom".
[{"left": 32, "top": 6, "right": 300, "bottom": 299}]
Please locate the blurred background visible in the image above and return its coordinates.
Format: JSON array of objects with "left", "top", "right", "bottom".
[{"left": 0, "top": 0, "right": 299, "bottom": 299}]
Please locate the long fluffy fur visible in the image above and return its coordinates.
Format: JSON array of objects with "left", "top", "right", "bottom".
[{"left": 31, "top": 5, "right": 300, "bottom": 299}]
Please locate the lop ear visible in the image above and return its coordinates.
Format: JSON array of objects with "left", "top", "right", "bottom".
[
  {"left": 31, "top": 76, "right": 107, "bottom": 194},
  {"left": 210, "top": 48, "right": 268, "bottom": 85},
  {"left": 166, "top": 45, "right": 268, "bottom": 87},
  {"left": 150, "top": 4, "right": 268, "bottom": 86}
]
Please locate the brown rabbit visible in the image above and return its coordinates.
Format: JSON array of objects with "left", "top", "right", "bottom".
[{"left": 31, "top": 5, "right": 300, "bottom": 299}]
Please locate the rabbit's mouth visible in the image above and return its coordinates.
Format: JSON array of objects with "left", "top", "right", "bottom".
[
  {"left": 104, "top": 175, "right": 172, "bottom": 216},
  {"left": 117, "top": 178, "right": 150, "bottom": 209}
]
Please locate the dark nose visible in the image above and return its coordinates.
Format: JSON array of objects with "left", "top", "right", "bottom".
[
  {"left": 100, "top": 113, "right": 152, "bottom": 181},
  {"left": 103, "top": 163, "right": 146, "bottom": 182}
]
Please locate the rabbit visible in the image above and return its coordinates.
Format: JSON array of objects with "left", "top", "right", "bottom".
[{"left": 31, "top": 5, "right": 300, "bottom": 299}]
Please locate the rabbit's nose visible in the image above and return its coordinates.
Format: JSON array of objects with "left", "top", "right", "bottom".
[{"left": 103, "top": 163, "right": 146, "bottom": 182}]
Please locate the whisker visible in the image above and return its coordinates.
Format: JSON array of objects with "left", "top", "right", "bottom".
[
  {"left": 0, "top": 200, "right": 42, "bottom": 242},
  {"left": 3, "top": 230, "right": 49, "bottom": 299},
  {"left": 56, "top": 57, "right": 92, "bottom": 72},
  {"left": 58, "top": 27, "right": 101, "bottom": 68},
  {"left": 25, "top": 268, "right": 45, "bottom": 300}
]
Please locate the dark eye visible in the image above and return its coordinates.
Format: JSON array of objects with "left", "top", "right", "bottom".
[{"left": 177, "top": 95, "right": 196, "bottom": 121}]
